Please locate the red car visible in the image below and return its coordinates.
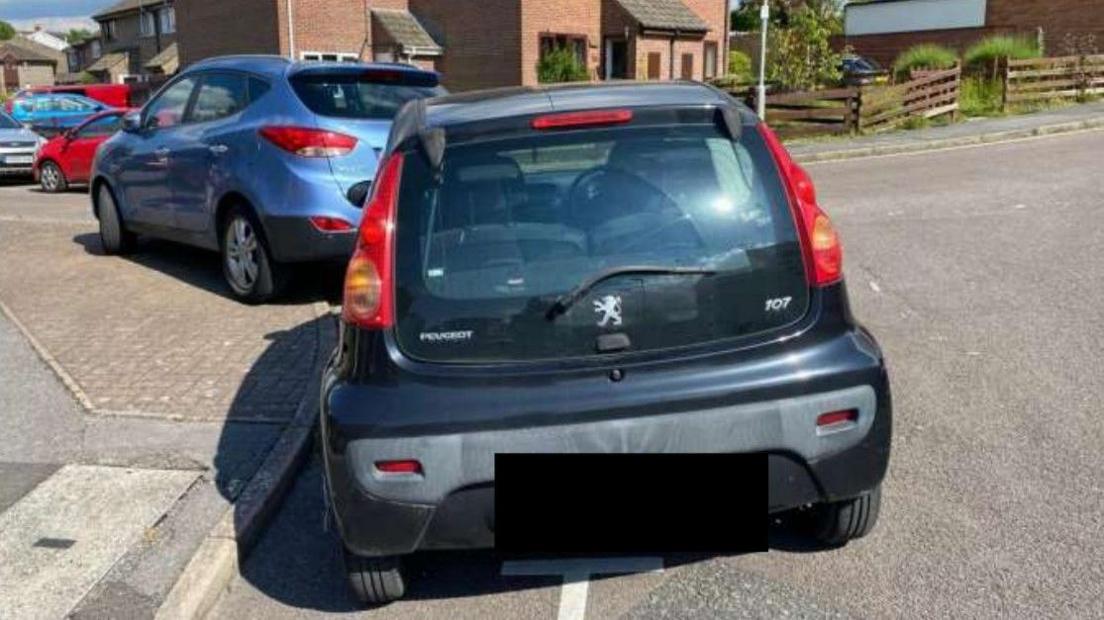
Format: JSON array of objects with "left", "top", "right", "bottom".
[
  {"left": 6, "top": 84, "right": 132, "bottom": 113},
  {"left": 34, "top": 108, "right": 131, "bottom": 193}
]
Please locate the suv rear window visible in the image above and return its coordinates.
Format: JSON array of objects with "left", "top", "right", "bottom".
[
  {"left": 291, "top": 72, "right": 443, "bottom": 119},
  {"left": 394, "top": 120, "right": 809, "bottom": 363}
]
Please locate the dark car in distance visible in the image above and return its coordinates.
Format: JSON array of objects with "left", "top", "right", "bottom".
[{"left": 321, "top": 82, "right": 893, "bottom": 605}]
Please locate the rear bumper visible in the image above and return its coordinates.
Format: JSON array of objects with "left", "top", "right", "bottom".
[
  {"left": 262, "top": 215, "right": 357, "bottom": 262},
  {"left": 324, "top": 377, "right": 892, "bottom": 557}
]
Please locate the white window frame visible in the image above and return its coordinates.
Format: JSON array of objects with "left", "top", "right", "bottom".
[
  {"left": 139, "top": 11, "right": 156, "bottom": 37},
  {"left": 159, "top": 7, "right": 175, "bottom": 34},
  {"left": 300, "top": 51, "right": 360, "bottom": 63}
]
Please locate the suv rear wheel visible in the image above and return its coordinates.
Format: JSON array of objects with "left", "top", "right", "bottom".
[
  {"left": 97, "top": 184, "right": 135, "bottom": 255},
  {"left": 220, "top": 205, "right": 286, "bottom": 303},
  {"left": 343, "top": 549, "right": 406, "bottom": 606},
  {"left": 812, "top": 484, "right": 882, "bottom": 546}
]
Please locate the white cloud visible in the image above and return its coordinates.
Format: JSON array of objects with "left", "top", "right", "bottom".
[{"left": 7, "top": 17, "right": 99, "bottom": 34}]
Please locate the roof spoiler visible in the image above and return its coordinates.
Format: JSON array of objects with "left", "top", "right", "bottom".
[{"left": 717, "top": 105, "right": 742, "bottom": 141}]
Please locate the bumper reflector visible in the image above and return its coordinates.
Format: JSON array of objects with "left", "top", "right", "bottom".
[
  {"left": 816, "top": 409, "right": 858, "bottom": 428},
  {"left": 375, "top": 459, "right": 423, "bottom": 475}
]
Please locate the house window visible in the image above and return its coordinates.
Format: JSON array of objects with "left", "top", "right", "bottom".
[
  {"left": 704, "top": 42, "right": 718, "bottom": 79},
  {"left": 102, "top": 20, "right": 116, "bottom": 41},
  {"left": 91, "top": 40, "right": 102, "bottom": 59},
  {"left": 539, "top": 34, "right": 586, "bottom": 67},
  {"left": 160, "top": 7, "right": 176, "bottom": 34},
  {"left": 680, "top": 53, "right": 693, "bottom": 80},
  {"left": 139, "top": 12, "right": 156, "bottom": 37},
  {"left": 301, "top": 51, "right": 360, "bottom": 62},
  {"left": 647, "top": 52, "right": 661, "bottom": 79}
]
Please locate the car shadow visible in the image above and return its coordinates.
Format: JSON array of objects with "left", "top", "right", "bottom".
[{"left": 72, "top": 232, "right": 344, "bottom": 305}]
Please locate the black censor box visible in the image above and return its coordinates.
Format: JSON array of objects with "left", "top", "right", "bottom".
[{"left": 495, "top": 453, "right": 768, "bottom": 555}]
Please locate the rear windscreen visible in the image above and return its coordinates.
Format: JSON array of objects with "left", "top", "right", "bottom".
[
  {"left": 291, "top": 73, "right": 443, "bottom": 119},
  {"left": 394, "top": 122, "right": 810, "bottom": 363}
]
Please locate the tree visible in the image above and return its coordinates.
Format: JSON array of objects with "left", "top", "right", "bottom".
[
  {"left": 66, "top": 29, "right": 94, "bottom": 45},
  {"left": 0, "top": 20, "right": 16, "bottom": 41},
  {"left": 765, "top": 5, "right": 843, "bottom": 91},
  {"left": 537, "top": 47, "right": 589, "bottom": 83}
]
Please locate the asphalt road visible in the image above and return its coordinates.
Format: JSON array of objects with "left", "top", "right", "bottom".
[{"left": 209, "top": 129, "right": 1104, "bottom": 619}]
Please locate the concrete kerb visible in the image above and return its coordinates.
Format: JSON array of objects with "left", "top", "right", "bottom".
[
  {"left": 791, "top": 116, "right": 1104, "bottom": 164},
  {"left": 156, "top": 301, "right": 335, "bottom": 620}
]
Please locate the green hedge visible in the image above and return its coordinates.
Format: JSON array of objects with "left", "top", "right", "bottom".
[{"left": 892, "top": 44, "right": 958, "bottom": 80}]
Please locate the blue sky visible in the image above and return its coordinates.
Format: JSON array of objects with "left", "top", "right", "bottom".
[{"left": 0, "top": 0, "right": 111, "bottom": 20}]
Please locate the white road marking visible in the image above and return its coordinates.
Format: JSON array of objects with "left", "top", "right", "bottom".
[
  {"left": 0, "top": 464, "right": 198, "bottom": 620},
  {"left": 869, "top": 280, "right": 882, "bottom": 293},
  {"left": 502, "top": 557, "right": 663, "bottom": 620}
]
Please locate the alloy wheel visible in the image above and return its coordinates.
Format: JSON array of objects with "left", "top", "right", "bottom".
[
  {"left": 41, "top": 163, "right": 60, "bottom": 192},
  {"left": 225, "top": 217, "right": 260, "bottom": 292}
]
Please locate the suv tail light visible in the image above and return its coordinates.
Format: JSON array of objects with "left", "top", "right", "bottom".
[
  {"left": 259, "top": 126, "right": 358, "bottom": 157},
  {"left": 758, "top": 123, "right": 842, "bottom": 286},
  {"left": 342, "top": 152, "right": 404, "bottom": 328}
]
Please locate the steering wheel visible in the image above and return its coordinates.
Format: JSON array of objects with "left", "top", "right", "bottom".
[{"left": 567, "top": 166, "right": 667, "bottom": 227}]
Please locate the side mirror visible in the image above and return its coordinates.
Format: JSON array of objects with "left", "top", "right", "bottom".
[{"left": 122, "top": 111, "right": 142, "bottom": 133}]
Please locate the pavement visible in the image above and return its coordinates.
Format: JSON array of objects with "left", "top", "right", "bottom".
[
  {"left": 0, "top": 181, "right": 339, "bottom": 619},
  {"left": 786, "top": 99, "right": 1104, "bottom": 162},
  {"left": 210, "top": 128, "right": 1104, "bottom": 618}
]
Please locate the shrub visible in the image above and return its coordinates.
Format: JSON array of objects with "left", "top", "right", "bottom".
[
  {"left": 959, "top": 76, "right": 1004, "bottom": 117},
  {"left": 765, "top": 5, "right": 842, "bottom": 91},
  {"left": 964, "top": 36, "right": 1040, "bottom": 78},
  {"left": 892, "top": 44, "right": 958, "bottom": 80},
  {"left": 728, "top": 51, "right": 753, "bottom": 84},
  {"left": 537, "top": 47, "right": 589, "bottom": 84}
]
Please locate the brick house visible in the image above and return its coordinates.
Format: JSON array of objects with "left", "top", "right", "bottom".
[
  {"left": 88, "top": 0, "right": 178, "bottom": 83},
  {"left": 844, "top": 0, "right": 1104, "bottom": 67},
  {"left": 0, "top": 37, "right": 60, "bottom": 93},
  {"left": 175, "top": 0, "right": 728, "bottom": 91}
]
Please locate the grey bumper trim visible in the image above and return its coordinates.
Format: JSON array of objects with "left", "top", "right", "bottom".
[{"left": 346, "top": 385, "right": 876, "bottom": 505}]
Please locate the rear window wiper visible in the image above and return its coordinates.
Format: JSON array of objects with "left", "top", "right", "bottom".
[{"left": 546, "top": 265, "right": 717, "bottom": 320}]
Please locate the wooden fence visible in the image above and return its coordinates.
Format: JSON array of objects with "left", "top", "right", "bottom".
[
  {"left": 720, "top": 65, "right": 960, "bottom": 138},
  {"left": 859, "top": 65, "right": 961, "bottom": 133},
  {"left": 750, "top": 87, "right": 860, "bottom": 138},
  {"left": 1003, "top": 55, "right": 1104, "bottom": 109}
]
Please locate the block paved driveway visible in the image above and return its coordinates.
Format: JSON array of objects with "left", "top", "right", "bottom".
[{"left": 0, "top": 181, "right": 334, "bottom": 422}]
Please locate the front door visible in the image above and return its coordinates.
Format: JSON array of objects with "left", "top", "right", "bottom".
[
  {"left": 116, "top": 76, "right": 197, "bottom": 229},
  {"left": 65, "top": 112, "right": 124, "bottom": 182},
  {"left": 604, "top": 39, "right": 627, "bottom": 80}
]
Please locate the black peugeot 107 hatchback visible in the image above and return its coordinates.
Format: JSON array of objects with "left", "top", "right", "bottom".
[{"left": 321, "top": 82, "right": 892, "bottom": 604}]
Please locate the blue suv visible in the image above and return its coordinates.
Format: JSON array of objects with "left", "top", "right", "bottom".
[{"left": 91, "top": 55, "right": 443, "bottom": 302}]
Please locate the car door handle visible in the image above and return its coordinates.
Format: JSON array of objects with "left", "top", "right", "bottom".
[{"left": 209, "top": 144, "right": 229, "bottom": 155}]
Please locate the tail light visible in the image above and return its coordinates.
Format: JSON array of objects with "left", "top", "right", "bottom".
[
  {"left": 758, "top": 124, "right": 843, "bottom": 286},
  {"left": 259, "top": 126, "right": 358, "bottom": 157},
  {"left": 342, "top": 152, "right": 404, "bottom": 328}
]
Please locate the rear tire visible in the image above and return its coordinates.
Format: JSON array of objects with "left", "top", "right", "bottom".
[
  {"left": 97, "top": 184, "right": 135, "bottom": 255},
  {"left": 40, "top": 161, "right": 68, "bottom": 193},
  {"left": 811, "top": 484, "right": 882, "bottom": 546},
  {"left": 343, "top": 549, "right": 406, "bottom": 606},
  {"left": 220, "top": 205, "right": 286, "bottom": 304}
]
